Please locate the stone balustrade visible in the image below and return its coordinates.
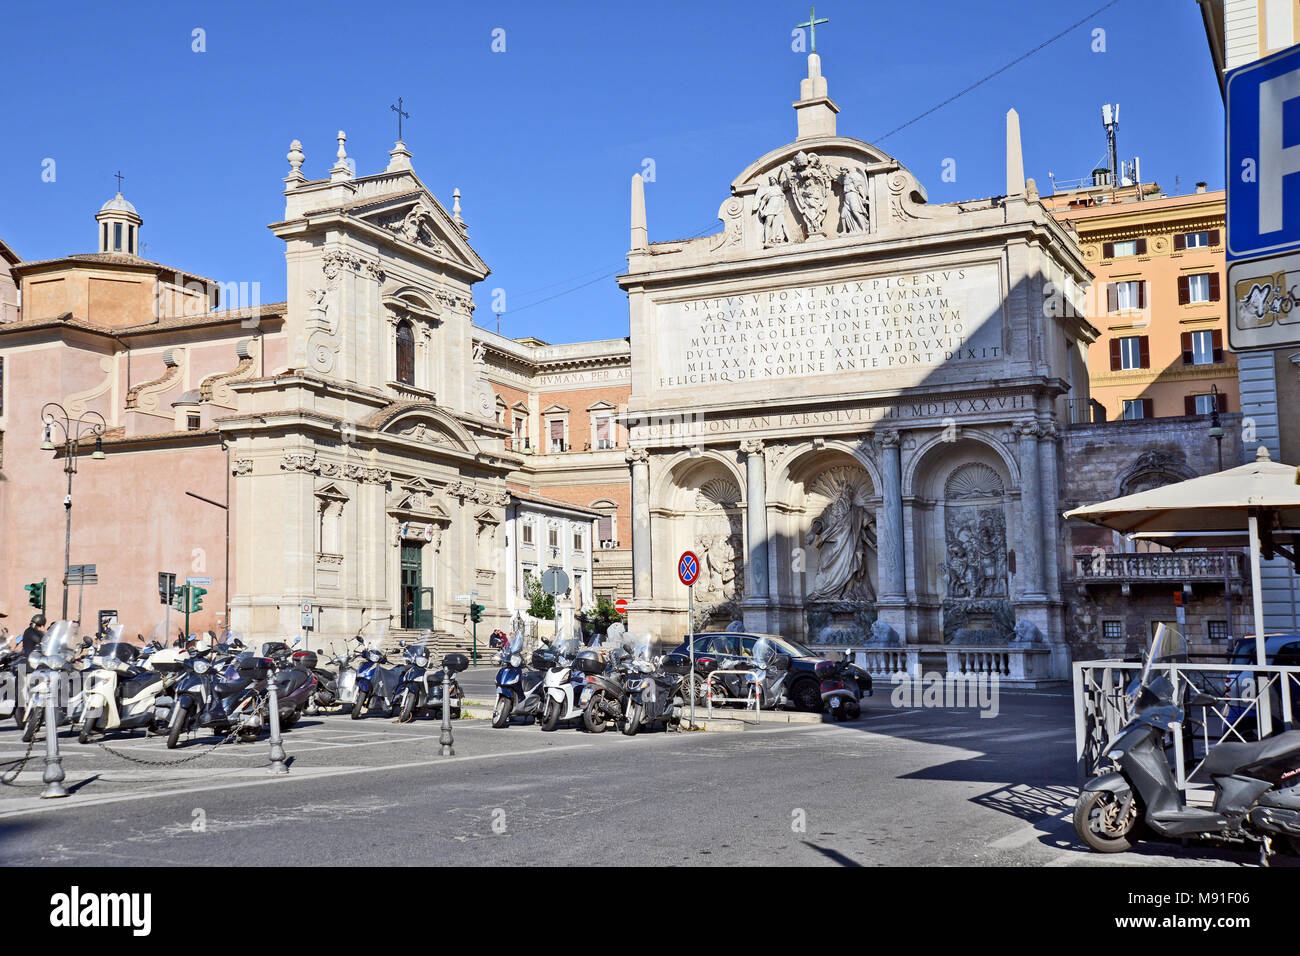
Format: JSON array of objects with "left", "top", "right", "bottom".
[
  {"left": 852, "top": 644, "right": 1053, "bottom": 687},
  {"left": 1072, "top": 550, "right": 1243, "bottom": 583}
]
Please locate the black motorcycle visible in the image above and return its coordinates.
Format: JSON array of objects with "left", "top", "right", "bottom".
[
  {"left": 1075, "top": 623, "right": 1300, "bottom": 864},
  {"left": 621, "top": 645, "right": 686, "bottom": 736},
  {"left": 579, "top": 644, "right": 632, "bottom": 734}
]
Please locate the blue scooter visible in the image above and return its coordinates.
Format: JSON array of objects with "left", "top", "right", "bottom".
[{"left": 491, "top": 634, "right": 553, "bottom": 728}]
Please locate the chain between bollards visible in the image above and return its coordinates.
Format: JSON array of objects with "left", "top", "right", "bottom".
[
  {"left": 438, "top": 666, "right": 454, "bottom": 757},
  {"left": 266, "top": 672, "right": 288, "bottom": 775}
]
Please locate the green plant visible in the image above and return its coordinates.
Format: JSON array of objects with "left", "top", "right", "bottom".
[
  {"left": 524, "top": 574, "right": 554, "bottom": 620},
  {"left": 577, "top": 595, "right": 622, "bottom": 636}
]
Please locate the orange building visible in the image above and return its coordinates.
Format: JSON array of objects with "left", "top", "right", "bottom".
[{"left": 1044, "top": 181, "right": 1235, "bottom": 425}]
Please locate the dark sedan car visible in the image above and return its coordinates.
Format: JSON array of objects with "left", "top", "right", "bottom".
[{"left": 663, "top": 631, "right": 840, "bottom": 711}]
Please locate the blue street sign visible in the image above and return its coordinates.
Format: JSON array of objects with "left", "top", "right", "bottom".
[
  {"left": 1227, "top": 43, "right": 1300, "bottom": 261},
  {"left": 678, "top": 551, "right": 700, "bottom": 586}
]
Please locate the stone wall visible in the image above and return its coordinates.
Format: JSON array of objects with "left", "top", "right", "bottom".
[{"left": 1061, "top": 413, "right": 1248, "bottom": 660}]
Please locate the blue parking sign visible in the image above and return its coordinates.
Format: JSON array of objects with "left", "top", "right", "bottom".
[{"left": 1228, "top": 43, "right": 1300, "bottom": 261}]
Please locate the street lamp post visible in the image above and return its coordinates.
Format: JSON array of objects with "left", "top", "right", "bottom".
[
  {"left": 1208, "top": 385, "right": 1233, "bottom": 639},
  {"left": 40, "top": 403, "right": 106, "bottom": 621}
]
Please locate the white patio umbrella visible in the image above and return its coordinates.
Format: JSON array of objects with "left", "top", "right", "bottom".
[{"left": 1064, "top": 446, "right": 1300, "bottom": 733}]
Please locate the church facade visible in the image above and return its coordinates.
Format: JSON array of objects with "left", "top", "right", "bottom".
[{"left": 617, "top": 55, "right": 1097, "bottom": 680}]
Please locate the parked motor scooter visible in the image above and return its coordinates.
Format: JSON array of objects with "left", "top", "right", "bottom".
[
  {"left": 1075, "top": 623, "right": 1300, "bottom": 863},
  {"left": 491, "top": 634, "right": 554, "bottom": 728},
  {"left": 69, "top": 625, "right": 174, "bottom": 743},
  {"left": 539, "top": 639, "right": 586, "bottom": 732},
  {"left": 815, "top": 654, "right": 873, "bottom": 720},
  {"left": 621, "top": 644, "right": 685, "bottom": 736},
  {"left": 579, "top": 644, "right": 633, "bottom": 734},
  {"left": 262, "top": 639, "right": 318, "bottom": 729},
  {"left": 20, "top": 621, "right": 89, "bottom": 743},
  {"left": 337, "top": 624, "right": 406, "bottom": 719},
  {"left": 734, "top": 637, "right": 793, "bottom": 711}
]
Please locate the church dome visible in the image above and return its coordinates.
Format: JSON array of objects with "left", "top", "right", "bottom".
[{"left": 99, "top": 192, "right": 138, "bottom": 215}]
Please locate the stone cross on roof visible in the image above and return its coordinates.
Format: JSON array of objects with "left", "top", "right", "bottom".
[{"left": 114, "top": 170, "right": 124, "bottom": 191}]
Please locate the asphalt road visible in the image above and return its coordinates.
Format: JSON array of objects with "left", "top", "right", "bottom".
[{"left": 0, "top": 688, "right": 1276, "bottom": 866}]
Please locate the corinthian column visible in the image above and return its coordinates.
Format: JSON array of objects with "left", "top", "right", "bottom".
[
  {"left": 1018, "top": 420, "right": 1046, "bottom": 599},
  {"left": 740, "top": 439, "right": 769, "bottom": 599},
  {"left": 877, "top": 430, "right": 905, "bottom": 602},
  {"left": 627, "top": 446, "right": 652, "bottom": 599}
]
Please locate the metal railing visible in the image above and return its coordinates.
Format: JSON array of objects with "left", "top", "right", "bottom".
[{"left": 1073, "top": 659, "right": 1300, "bottom": 790}]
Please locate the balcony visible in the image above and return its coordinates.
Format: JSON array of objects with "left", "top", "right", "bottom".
[{"left": 1072, "top": 550, "right": 1245, "bottom": 589}]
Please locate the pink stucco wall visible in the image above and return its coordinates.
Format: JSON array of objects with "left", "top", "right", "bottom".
[{"left": 0, "top": 338, "right": 232, "bottom": 639}]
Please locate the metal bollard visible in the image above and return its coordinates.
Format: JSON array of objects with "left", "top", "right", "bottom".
[
  {"left": 41, "top": 670, "right": 67, "bottom": 799},
  {"left": 266, "top": 673, "right": 288, "bottom": 775},
  {"left": 438, "top": 668, "right": 455, "bottom": 757}
]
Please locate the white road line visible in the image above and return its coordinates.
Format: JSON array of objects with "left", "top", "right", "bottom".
[{"left": 0, "top": 743, "right": 595, "bottom": 819}]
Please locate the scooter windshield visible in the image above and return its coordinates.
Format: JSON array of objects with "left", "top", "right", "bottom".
[
  {"left": 555, "top": 639, "right": 580, "bottom": 660},
  {"left": 752, "top": 637, "right": 775, "bottom": 664},
  {"left": 507, "top": 633, "right": 525, "bottom": 655},
  {"left": 40, "top": 620, "right": 79, "bottom": 659},
  {"left": 1140, "top": 623, "right": 1188, "bottom": 689},
  {"left": 96, "top": 642, "right": 138, "bottom": 666}
]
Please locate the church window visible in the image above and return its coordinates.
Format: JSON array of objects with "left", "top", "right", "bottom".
[
  {"left": 395, "top": 320, "right": 415, "bottom": 386},
  {"left": 186, "top": 413, "right": 200, "bottom": 431},
  {"left": 128, "top": 225, "right": 136, "bottom": 255},
  {"left": 113, "top": 222, "right": 123, "bottom": 252}
]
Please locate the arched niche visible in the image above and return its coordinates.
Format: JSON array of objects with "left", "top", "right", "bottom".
[{"left": 907, "top": 436, "right": 1016, "bottom": 623}]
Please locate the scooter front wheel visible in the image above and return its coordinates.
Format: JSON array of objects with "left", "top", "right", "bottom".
[
  {"left": 622, "top": 703, "right": 643, "bottom": 737},
  {"left": 351, "top": 694, "right": 367, "bottom": 720},
  {"left": 1073, "top": 789, "right": 1138, "bottom": 852},
  {"left": 541, "top": 698, "right": 561, "bottom": 732},
  {"left": 582, "top": 693, "right": 610, "bottom": 734},
  {"left": 78, "top": 720, "right": 96, "bottom": 745},
  {"left": 491, "top": 696, "right": 512, "bottom": 729},
  {"left": 399, "top": 692, "right": 417, "bottom": 723}
]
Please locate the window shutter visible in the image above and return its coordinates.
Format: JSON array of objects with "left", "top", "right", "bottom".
[
  {"left": 1173, "top": 232, "right": 1186, "bottom": 251},
  {"left": 1137, "top": 282, "right": 1148, "bottom": 310},
  {"left": 1212, "top": 328, "right": 1224, "bottom": 362},
  {"left": 550, "top": 419, "right": 564, "bottom": 441},
  {"left": 1185, "top": 395, "right": 1197, "bottom": 416},
  {"left": 1181, "top": 331, "right": 1194, "bottom": 365},
  {"left": 1177, "top": 275, "right": 1190, "bottom": 305},
  {"left": 1208, "top": 272, "right": 1221, "bottom": 301},
  {"left": 596, "top": 417, "right": 610, "bottom": 442},
  {"left": 1217, "top": 391, "right": 1229, "bottom": 413},
  {"left": 1106, "top": 283, "right": 1118, "bottom": 313},
  {"left": 1103, "top": 242, "right": 1114, "bottom": 259},
  {"left": 1110, "top": 338, "right": 1122, "bottom": 371},
  {"left": 1135, "top": 238, "right": 1148, "bottom": 255},
  {"left": 1209, "top": 228, "right": 1221, "bottom": 246},
  {"left": 1138, "top": 336, "right": 1151, "bottom": 369},
  {"left": 598, "top": 514, "right": 612, "bottom": 540},
  {"left": 1142, "top": 398, "right": 1154, "bottom": 418}
]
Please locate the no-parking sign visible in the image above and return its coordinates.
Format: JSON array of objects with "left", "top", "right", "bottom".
[{"left": 678, "top": 551, "right": 700, "bottom": 587}]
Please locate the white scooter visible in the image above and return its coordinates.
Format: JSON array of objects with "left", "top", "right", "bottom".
[
  {"left": 69, "top": 625, "right": 175, "bottom": 743},
  {"left": 539, "top": 639, "right": 587, "bottom": 732}
]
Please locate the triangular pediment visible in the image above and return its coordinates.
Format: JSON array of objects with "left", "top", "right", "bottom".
[{"left": 351, "top": 177, "right": 488, "bottom": 279}]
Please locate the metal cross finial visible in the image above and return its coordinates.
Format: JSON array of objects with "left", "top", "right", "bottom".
[
  {"left": 114, "top": 170, "right": 124, "bottom": 192},
  {"left": 797, "top": 5, "right": 829, "bottom": 53},
  {"left": 391, "top": 97, "right": 410, "bottom": 142}
]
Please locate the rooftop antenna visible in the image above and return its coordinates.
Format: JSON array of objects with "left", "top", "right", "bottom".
[{"left": 1101, "top": 103, "right": 1119, "bottom": 195}]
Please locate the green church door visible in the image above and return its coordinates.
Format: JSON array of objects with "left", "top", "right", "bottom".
[{"left": 400, "top": 543, "right": 423, "bottom": 630}]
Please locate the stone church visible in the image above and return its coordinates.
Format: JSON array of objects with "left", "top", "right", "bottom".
[{"left": 617, "top": 53, "right": 1097, "bottom": 680}]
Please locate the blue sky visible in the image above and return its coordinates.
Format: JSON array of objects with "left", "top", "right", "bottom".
[{"left": 0, "top": 0, "right": 1224, "bottom": 343}]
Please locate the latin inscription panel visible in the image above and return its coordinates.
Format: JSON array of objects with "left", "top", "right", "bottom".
[{"left": 653, "top": 265, "right": 1003, "bottom": 392}]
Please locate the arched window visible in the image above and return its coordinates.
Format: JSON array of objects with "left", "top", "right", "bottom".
[{"left": 395, "top": 320, "right": 415, "bottom": 386}]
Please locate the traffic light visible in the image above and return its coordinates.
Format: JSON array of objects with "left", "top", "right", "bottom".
[
  {"left": 470, "top": 602, "right": 485, "bottom": 623},
  {"left": 170, "top": 586, "right": 187, "bottom": 612},
  {"left": 189, "top": 586, "right": 206, "bottom": 613},
  {"left": 24, "top": 579, "right": 46, "bottom": 612}
]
